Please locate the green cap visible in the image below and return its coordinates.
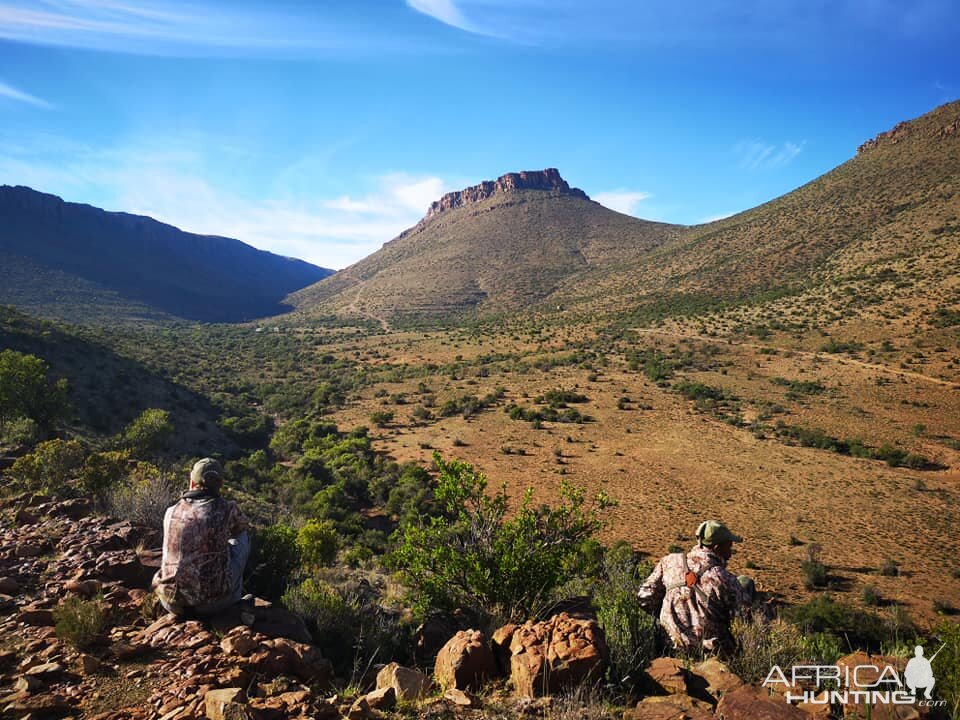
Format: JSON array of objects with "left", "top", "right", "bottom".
[
  {"left": 696, "top": 520, "right": 743, "bottom": 546},
  {"left": 190, "top": 458, "right": 224, "bottom": 488}
]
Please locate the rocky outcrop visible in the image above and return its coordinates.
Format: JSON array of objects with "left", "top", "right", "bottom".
[
  {"left": 715, "top": 685, "right": 810, "bottom": 720},
  {"left": 505, "top": 612, "right": 609, "bottom": 698},
  {"left": 424, "top": 169, "right": 588, "bottom": 219},
  {"left": 858, "top": 121, "right": 912, "bottom": 154},
  {"left": 434, "top": 629, "right": 497, "bottom": 691}
]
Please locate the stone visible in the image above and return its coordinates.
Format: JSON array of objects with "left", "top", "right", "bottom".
[
  {"left": 24, "top": 661, "right": 64, "bottom": 677},
  {"left": 14, "top": 675, "right": 43, "bottom": 692},
  {"left": 15, "top": 543, "right": 46, "bottom": 558},
  {"left": 346, "top": 697, "right": 373, "bottom": 720},
  {"left": 835, "top": 652, "right": 917, "bottom": 720},
  {"left": 221, "top": 630, "right": 259, "bottom": 656},
  {"left": 444, "top": 688, "right": 479, "bottom": 707},
  {"left": 508, "top": 613, "right": 609, "bottom": 698},
  {"left": 375, "top": 662, "right": 434, "bottom": 702},
  {"left": 491, "top": 623, "right": 517, "bottom": 673},
  {"left": 643, "top": 657, "right": 691, "bottom": 696},
  {"left": 80, "top": 654, "right": 101, "bottom": 675},
  {"left": 64, "top": 578, "right": 103, "bottom": 596},
  {"left": 434, "top": 629, "right": 497, "bottom": 691},
  {"left": 18, "top": 607, "right": 54, "bottom": 626},
  {"left": 691, "top": 657, "right": 743, "bottom": 700},
  {"left": 0, "top": 577, "right": 19, "bottom": 594},
  {"left": 112, "top": 642, "right": 149, "bottom": 660},
  {"left": 624, "top": 694, "right": 714, "bottom": 720},
  {"left": 715, "top": 685, "right": 809, "bottom": 720},
  {"left": 205, "top": 688, "right": 248, "bottom": 720},
  {"left": 364, "top": 686, "right": 396, "bottom": 711}
]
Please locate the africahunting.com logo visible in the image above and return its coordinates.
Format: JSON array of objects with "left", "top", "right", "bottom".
[{"left": 763, "top": 645, "right": 947, "bottom": 709}]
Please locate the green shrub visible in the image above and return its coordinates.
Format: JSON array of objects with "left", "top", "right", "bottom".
[
  {"left": 730, "top": 616, "right": 838, "bottom": 684},
  {"left": 54, "top": 596, "right": 106, "bottom": 649},
  {"left": 296, "top": 519, "right": 338, "bottom": 568},
  {"left": 389, "top": 452, "right": 613, "bottom": 623},
  {"left": 248, "top": 523, "right": 301, "bottom": 601},
  {"left": 79, "top": 450, "right": 130, "bottom": 494},
  {"left": 931, "top": 621, "right": 960, "bottom": 718},
  {"left": 0, "top": 350, "right": 69, "bottom": 436},
  {"left": 369, "top": 410, "right": 394, "bottom": 427},
  {"left": 10, "top": 438, "right": 86, "bottom": 493},
  {"left": 118, "top": 408, "right": 173, "bottom": 458},
  {"left": 102, "top": 463, "right": 179, "bottom": 529},
  {"left": 861, "top": 584, "right": 882, "bottom": 606},
  {"left": 282, "top": 577, "right": 359, "bottom": 670},
  {"left": 787, "top": 595, "right": 892, "bottom": 652}
]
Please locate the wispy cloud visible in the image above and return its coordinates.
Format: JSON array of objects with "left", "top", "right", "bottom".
[
  {"left": 406, "top": 0, "right": 474, "bottom": 32},
  {"left": 0, "top": 0, "right": 424, "bottom": 56},
  {"left": 0, "top": 133, "right": 453, "bottom": 269},
  {"left": 0, "top": 80, "right": 53, "bottom": 109},
  {"left": 734, "top": 139, "right": 805, "bottom": 171},
  {"left": 593, "top": 189, "right": 652, "bottom": 216}
]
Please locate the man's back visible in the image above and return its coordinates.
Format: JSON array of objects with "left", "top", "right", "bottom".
[{"left": 156, "top": 495, "right": 243, "bottom": 608}]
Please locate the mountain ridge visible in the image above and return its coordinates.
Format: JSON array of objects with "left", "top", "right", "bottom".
[{"left": 0, "top": 185, "right": 334, "bottom": 325}]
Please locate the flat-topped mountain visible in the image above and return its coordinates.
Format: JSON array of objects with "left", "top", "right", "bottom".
[
  {"left": 0, "top": 186, "right": 333, "bottom": 325},
  {"left": 290, "top": 169, "right": 681, "bottom": 323}
]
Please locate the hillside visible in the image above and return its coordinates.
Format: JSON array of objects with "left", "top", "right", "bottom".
[
  {"left": 0, "top": 186, "right": 333, "bottom": 325},
  {"left": 290, "top": 169, "right": 681, "bottom": 324}
]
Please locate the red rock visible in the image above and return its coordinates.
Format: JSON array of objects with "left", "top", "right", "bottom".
[
  {"left": 444, "top": 688, "right": 479, "bottom": 707},
  {"left": 18, "top": 607, "right": 54, "bottom": 626},
  {"left": 715, "top": 685, "right": 809, "bottom": 720},
  {"left": 643, "top": 657, "right": 692, "bottom": 696},
  {"left": 205, "top": 688, "right": 248, "bottom": 720},
  {"left": 434, "top": 629, "right": 497, "bottom": 691},
  {"left": 625, "top": 694, "right": 714, "bottom": 719},
  {"left": 507, "top": 612, "right": 609, "bottom": 698},
  {"left": 221, "top": 629, "right": 260, "bottom": 656},
  {"left": 692, "top": 657, "right": 743, "bottom": 700},
  {"left": 0, "top": 576, "right": 20, "bottom": 595},
  {"left": 491, "top": 623, "right": 517, "bottom": 673},
  {"left": 364, "top": 686, "right": 396, "bottom": 711},
  {"left": 375, "top": 662, "right": 434, "bottom": 702}
]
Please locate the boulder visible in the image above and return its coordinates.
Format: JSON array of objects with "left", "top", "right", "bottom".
[
  {"left": 715, "top": 685, "right": 809, "bottom": 720},
  {"left": 0, "top": 577, "right": 19, "bottom": 594},
  {"left": 835, "top": 652, "right": 917, "bottom": 720},
  {"left": 691, "top": 657, "right": 743, "bottom": 701},
  {"left": 507, "top": 612, "right": 609, "bottom": 698},
  {"left": 434, "top": 629, "right": 497, "bottom": 691},
  {"left": 204, "top": 688, "right": 248, "bottom": 720},
  {"left": 444, "top": 688, "right": 479, "bottom": 707},
  {"left": 642, "top": 657, "right": 691, "bottom": 696},
  {"left": 364, "top": 686, "right": 396, "bottom": 711},
  {"left": 625, "top": 694, "right": 714, "bottom": 720},
  {"left": 491, "top": 623, "right": 517, "bottom": 673},
  {"left": 375, "top": 662, "right": 434, "bottom": 702}
]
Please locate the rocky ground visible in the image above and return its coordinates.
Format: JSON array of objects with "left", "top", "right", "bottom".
[{"left": 0, "top": 494, "right": 937, "bottom": 719}]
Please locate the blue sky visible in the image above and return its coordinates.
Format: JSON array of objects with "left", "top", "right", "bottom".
[{"left": 1, "top": 1, "right": 958, "bottom": 269}]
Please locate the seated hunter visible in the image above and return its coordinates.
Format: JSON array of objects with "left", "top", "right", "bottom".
[{"left": 153, "top": 458, "right": 250, "bottom": 617}]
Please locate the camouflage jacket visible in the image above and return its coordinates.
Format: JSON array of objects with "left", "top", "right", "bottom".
[
  {"left": 154, "top": 493, "right": 247, "bottom": 608},
  {"left": 636, "top": 545, "right": 746, "bottom": 655}
]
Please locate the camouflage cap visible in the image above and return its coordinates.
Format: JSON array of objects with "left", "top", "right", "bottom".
[
  {"left": 696, "top": 520, "right": 743, "bottom": 546},
  {"left": 190, "top": 458, "right": 224, "bottom": 488}
]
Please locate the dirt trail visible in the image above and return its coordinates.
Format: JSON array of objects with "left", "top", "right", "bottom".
[
  {"left": 632, "top": 328, "right": 960, "bottom": 389},
  {"left": 346, "top": 283, "right": 391, "bottom": 332}
]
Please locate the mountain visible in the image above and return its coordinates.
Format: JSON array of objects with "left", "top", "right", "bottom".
[
  {"left": 0, "top": 186, "right": 334, "bottom": 324},
  {"left": 548, "top": 99, "right": 960, "bottom": 325},
  {"left": 289, "top": 169, "right": 682, "bottom": 323}
]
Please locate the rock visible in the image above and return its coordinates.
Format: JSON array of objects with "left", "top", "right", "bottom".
[
  {"left": 17, "top": 606, "right": 54, "bottom": 626},
  {"left": 346, "top": 697, "right": 374, "bottom": 720},
  {"left": 80, "top": 654, "right": 100, "bottom": 675},
  {"left": 0, "top": 577, "right": 19, "bottom": 594},
  {"left": 14, "top": 508, "right": 38, "bottom": 524},
  {"left": 24, "top": 661, "right": 64, "bottom": 677},
  {"left": 426, "top": 169, "right": 588, "bottom": 219},
  {"left": 14, "top": 675, "right": 43, "bottom": 692},
  {"left": 715, "top": 685, "right": 809, "bottom": 720},
  {"left": 112, "top": 642, "right": 149, "bottom": 660},
  {"left": 625, "top": 694, "right": 714, "bottom": 720},
  {"left": 64, "top": 578, "right": 103, "bottom": 596},
  {"left": 205, "top": 688, "right": 248, "bottom": 720},
  {"left": 434, "top": 629, "right": 497, "bottom": 691},
  {"left": 14, "top": 543, "right": 46, "bottom": 558},
  {"left": 444, "top": 688, "right": 479, "bottom": 707},
  {"left": 508, "top": 612, "right": 609, "bottom": 698},
  {"left": 364, "top": 686, "right": 396, "bottom": 711},
  {"left": 642, "top": 657, "right": 691, "bottom": 696},
  {"left": 835, "top": 652, "right": 916, "bottom": 720},
  {"left": 220, "top": 629, "right": 259, "bottom": 656},
  {"left": 413, "top": 614, "right": 461, "bottom": 666},
  {"left": 691, "top": 657, "right": 743, "bottom": 700},
  {"left": 491, "top": 623, "right": 517, "bottom": 673},
  {"left": 375, "top": 662, "right": 434, "bottom": 702}
]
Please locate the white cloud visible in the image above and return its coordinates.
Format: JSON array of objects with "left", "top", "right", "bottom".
[
  {"left": 0, "top": 80, "right": 53, "bottom": 109},
  {"left": 593, "top": 189, "right": 652, "bottom": 216},
  {"left": 406, "top": 0, "right": 474, "bottom": 32},
  {"left": 0, "top": 135, "right": 453, "bottom": 270},
  {"left": 699, "top": 211, "right": 736, "bottom": 223},
  {"left": 735, "top": 139, "right": 805, "bottom": 171}
]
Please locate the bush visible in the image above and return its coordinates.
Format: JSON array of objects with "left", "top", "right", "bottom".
[
  {"left": 786, "top": 595, "right": 890, "bottom": 651},
  {"left": 389, "top": 452, "right": 613, "bottom": 623},
  {"left": 730, "top": 616, "right": 839, "bottom": 684},
  {"left": 931, "top": 621, "right": 960, "bottom": 719},
  {"left": 54, "top": 596, "right": 106, "bottom": 649},
  {"left": 247, "top": 523, "right": 301, "bottom": 601},
  {"left": 296, "top": 519, "right": 338, "bottom": 568},
  {"left": 102, "top": 464, "right": 180, "bottom": 529},
  {"left": 282, "top": 577, "right": 359, "bottom": 670},
  {"left": 79, "top": 450, "right": 131, "bottom": 494},
  {"left": 0, "top": 350, "right": 69, "bottom": 436},
  {"left": 10, "top": 438, "right": 85, "bottom": 493},
  {"left": 861, "top": 584, "right": 882, "bottom": 606},
  {"left": 369, "top": 410, "right": 394, "bottom": 428},
  {"left": 117, "top": 408, "right": 173, "bottom": 458}
]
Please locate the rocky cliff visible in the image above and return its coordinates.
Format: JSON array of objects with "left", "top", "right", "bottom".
[{"left": 424, "top": 169, "right": 588, "bottom": 219}]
